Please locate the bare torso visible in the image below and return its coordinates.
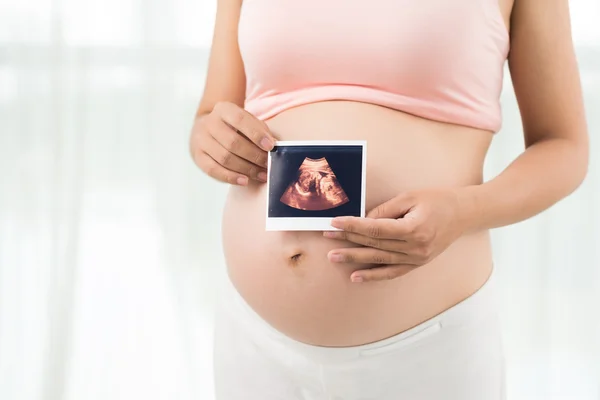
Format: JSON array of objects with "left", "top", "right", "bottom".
[
  {"left": 210, "top": 0, "right": 517, "bottom": 347},
  {"left": 222, "top": 101, "right": 496, "bottom": 347}
]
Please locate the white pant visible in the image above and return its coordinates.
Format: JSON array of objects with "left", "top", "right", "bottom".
[{"left": 213, "top": 271, "right": 506, "bottom": 400}]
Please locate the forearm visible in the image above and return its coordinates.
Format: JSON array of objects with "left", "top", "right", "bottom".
[{"left": 459, "top": 137, "right": 589, "bottom": 232}]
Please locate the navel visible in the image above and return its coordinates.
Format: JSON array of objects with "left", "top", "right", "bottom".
[{"left": 289, "top": 252, "right": 304, "bottom": 266}]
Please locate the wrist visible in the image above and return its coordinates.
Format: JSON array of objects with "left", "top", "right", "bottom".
[{"left": 453, "top": 185, "right": 485, "bottom": 233}]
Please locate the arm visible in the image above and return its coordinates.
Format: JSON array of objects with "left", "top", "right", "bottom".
[
  {"left": 190, "top": 0, "right": 276, "bottom": 185},
  {"left": 460, "top": 0, "right": 589, "bottom": 231},
  {"left": 196, "top": 0, "right": 246, "bottom": 117}
]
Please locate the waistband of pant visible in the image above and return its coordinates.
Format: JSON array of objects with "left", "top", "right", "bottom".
[{"left": 218, "top": 266, "right": 499, "bottom": 364}]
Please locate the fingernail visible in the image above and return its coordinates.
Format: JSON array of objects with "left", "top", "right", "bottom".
[
  {"left": 351, "top": 275, "right": 363, "bottom": 283},
  {"left": 260, "top": 137, "right": 274, "bottom": 151},
  {"left": 323, "top": 231, "right": 336, "bottom": 238},
  {"left": 237, "top": 176, "right": 248, "bottom": 185},
  {"left": 257, "top": 171, "right": 267, "bottom": 182},
  {"left": 331, "top": 218, "right": 345, "bottom": 228},
  {"left": 329, "top": 252, "right": 343, "bottom": 262}
]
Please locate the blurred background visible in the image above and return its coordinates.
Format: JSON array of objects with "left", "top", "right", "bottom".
[{"left": 0, "top": 1, "right": 599, "bottom": 399}]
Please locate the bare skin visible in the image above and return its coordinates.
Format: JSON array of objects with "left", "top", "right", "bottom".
[{"left": 191, "top": 0, "right": 588, "bottom": 347}]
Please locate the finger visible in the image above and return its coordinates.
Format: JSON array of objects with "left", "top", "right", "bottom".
[
  {"left": 328, "top": 248, "right": 413, "bottom": 265},
  {"left": 210, "top": 118, "right": 269, "bottom": 168},
  {"left": 323, "top": 231, "right": 409, "bottom": 252},
  {"left": 350, "top": 265, "right": 417, "bottom": 283},
  {"left": 367, "top": 193, "right": 414, "bottom": 219},
  {"left": 330, "top": 217, "right": 416, "bottom": 239},
  {"left": 204, "top": 132, "right": 267, "bottom": 182},
  {"left": 195, "top": 150, "right": 249, "bottom": 186},
  {"left": 214, "top": 102, "right": 275, "bottom": 151}
]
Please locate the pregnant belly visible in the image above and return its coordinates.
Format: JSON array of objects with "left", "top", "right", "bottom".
[{"left": 221, "top": 101, "right": 495, "bottom": 347}]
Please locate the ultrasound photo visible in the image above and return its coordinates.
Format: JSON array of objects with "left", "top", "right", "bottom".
[{"left": 265, "top": 140, "right": 367, "bottom": 231}]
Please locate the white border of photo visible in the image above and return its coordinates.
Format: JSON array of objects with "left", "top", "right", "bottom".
[{"left": 265, "top": 140, "right": 367, "bottom": 231}]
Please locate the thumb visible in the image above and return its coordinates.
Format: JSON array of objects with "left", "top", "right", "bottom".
[{"left": 367, "top": 193, "right": 415, "bottom": 219}]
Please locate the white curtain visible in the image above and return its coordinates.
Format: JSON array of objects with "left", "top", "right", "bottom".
[{"left": 0, "top": 1, "right": 598, "bottom": 400}]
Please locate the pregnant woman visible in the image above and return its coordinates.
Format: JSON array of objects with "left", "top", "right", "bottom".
[{"left": 190, "top": 0, "right": 588, "bottom": 398}]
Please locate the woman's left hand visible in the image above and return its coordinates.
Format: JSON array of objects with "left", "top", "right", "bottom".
[{"left": 323, "top": 188, "right": 474, "bottom": 283}]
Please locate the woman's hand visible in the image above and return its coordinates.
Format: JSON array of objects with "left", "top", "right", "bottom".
[
  {"left": 190, "top": 101, "right": 276, "bottom": 185},
  {"left": 323, "top": 188, "right": 474, "bottom": 283}
]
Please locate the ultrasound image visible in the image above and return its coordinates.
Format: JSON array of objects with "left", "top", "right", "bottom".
[
  {"left": 267, "top": 143, "right": 364, "bottom": 220},
  {"left": 279, "top": 157, "right": 349, "bottom": 211}
]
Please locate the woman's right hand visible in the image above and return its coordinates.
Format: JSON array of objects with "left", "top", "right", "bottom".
[{"left": 190, "top": 101, "right": 276, "bottom": 185}]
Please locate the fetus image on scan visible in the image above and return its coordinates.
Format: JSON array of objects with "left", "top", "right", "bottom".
[{"left": 280, "top": 157, "right": 349, "bottom": 211}]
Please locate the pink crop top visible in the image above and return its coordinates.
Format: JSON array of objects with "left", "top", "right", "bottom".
[{"left": 238, "top": 0, "right": 510, "bottom": 133}]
